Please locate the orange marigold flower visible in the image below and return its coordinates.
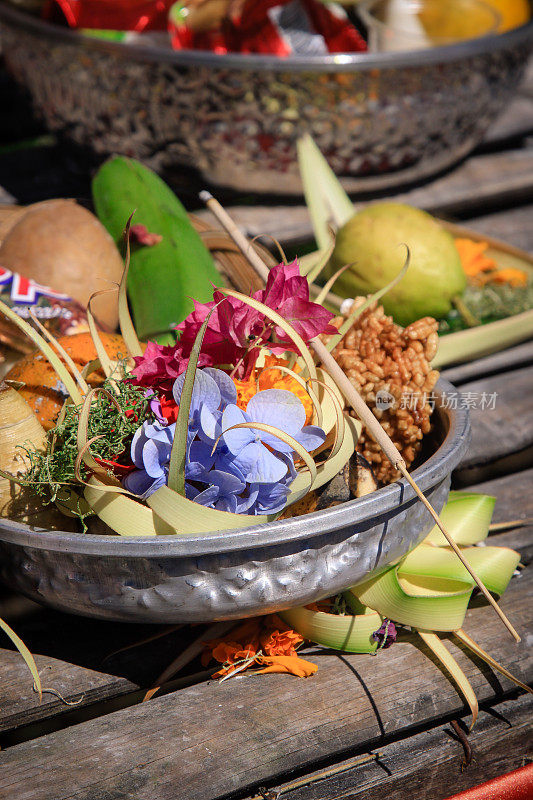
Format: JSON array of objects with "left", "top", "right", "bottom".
[
  {"left": 491, "top": 268, "right": 528, "bottom": 287},
  {"left": 261, "top": 628, "right": 304, "bottom": 657},
  {"left": 201, "top": 615, "right": 312, "bottom": 679},
  {"left": 211, "top": 641, "right": 248, "bottom": 664},
  {"left": 455, "top": 238, "right": 497, "bottom": 279},
  {"left": 233, "top": 356, "right": 314, "bottom": 424}
]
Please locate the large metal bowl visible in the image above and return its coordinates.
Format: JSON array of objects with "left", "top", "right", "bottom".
[
  {"left": 0, "top": 3, "right": 531, "bottom": 194},
  {"left": 0, "top": 380, "right": 469, "bottom": 623}
]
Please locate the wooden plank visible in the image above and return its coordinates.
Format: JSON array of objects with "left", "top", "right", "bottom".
[
  {"left": 196, "top": 148, "right": 533, "bottom": 249},
  {"left": 454, "top": 365, "right": 533, "bottom": 483},
  {"left": 484, "top": 96, "right": 533, "bottom": 144},
  {"left": 469, "top": 467, "right": 533, "bottom": 558},
  {"left": 244, "top": 694, "right": 533, "bottom": 800},
  {"left": 441, "top": 340, "right": 533, "bottom": 386},
  {"left": 0, "top": 611, "right": 199, "bottom": 736},
  {"left": 0, "top": 557, "right": 529, "bottom": 800},
  {"left": 462, "top": 204, "right": 533, "bottom": 256}
]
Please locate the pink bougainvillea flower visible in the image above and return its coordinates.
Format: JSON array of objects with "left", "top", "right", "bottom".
[
  {"left": 130, "top": 262, "right": 336, "bottom": 387},
  {"left": 130, "top": 341, "right": 184, "bottom": 391},
  {"left": 175, "top": 260, "right": 337, "bottom": 378},
  {"left": 259, "top": 261, "right": 336, "bottom": 349}
]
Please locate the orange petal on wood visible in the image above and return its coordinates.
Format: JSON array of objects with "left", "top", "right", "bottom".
[{"left": 255, "top": 654, "right": 318, "bottom": 677}]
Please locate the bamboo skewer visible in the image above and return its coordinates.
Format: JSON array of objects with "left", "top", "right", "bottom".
[{"left": 201, "top": 191, "right": 521, "bottom": 643}]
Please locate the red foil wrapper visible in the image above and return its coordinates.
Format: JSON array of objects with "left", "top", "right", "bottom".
[
  {"left": 443, "top": 764, "right": 533, "bottom": 800},
  {"left": 169, "top": 0, "right": 367, "bottom": 55},
  {"left": 44, "top": 0, "right": 174, "bottom": 31}
]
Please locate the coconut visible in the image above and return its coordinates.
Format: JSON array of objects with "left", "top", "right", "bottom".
[{"left": 0, "top": 200, "right": 125, "bottom": 329}]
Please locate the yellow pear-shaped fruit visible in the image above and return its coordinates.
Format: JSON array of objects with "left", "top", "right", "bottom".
[{"left": 329, "top": 203, "right": 466, "bottom": 326}]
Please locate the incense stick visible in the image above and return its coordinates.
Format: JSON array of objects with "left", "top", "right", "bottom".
[{"left": 201, "top": 191, "right": 521, "bottom": 643}]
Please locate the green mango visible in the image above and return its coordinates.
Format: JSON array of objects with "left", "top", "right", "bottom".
[{"left": 329, "top": 203, "right": 466, "bottom": 326}]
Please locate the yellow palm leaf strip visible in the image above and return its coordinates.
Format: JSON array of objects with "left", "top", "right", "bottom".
[
  {"left": 147, "top": 485, "right": 270, "bottom": 534},
  {"left": 425, "top": 491, "right": 496, "bottom": 546},
  {"left": 399, "top": 543, "right": 520, "bottom": 598},
  {"left": 80, "top": 358, "right": 102, "bottom": 381},
  {"left": 418, "top": 630, "right": 478, "bottom": 729},
  {"left": 304, "top": 237, "right": 336, "bottom": 283},
  {"left": 489, "top": 518, "right": 533, "bottom": 533},
  {"left": 28, "top": 309, "right": 89, "bottom": 395},
  {"left": 258, "top": 364, "right": 323, "bottom": 428},
  {"left": 167, "top": 302, "right": 223, "bottom": 496},
  {"left": 0, "top": 297, "right": 82, "bottom": 406},
  {"left": 84, "top": 476, "right": 160, "bottom": 536},
  {"left": 307, "top": 375, "right": 346, "bottom": 458},
  {"left": 313, "top": 263, "right": 353, "bottom": 307},
  {"left": 87, "top": 290, "right": 120, "bottom": 391},
  {"left": 325, "top": 248, "right": 411, "bottom": 353},
  {"left": 454, "top": 629, "right": 533, "bottom": 696},
  {"left": 280, "top": 604, "right": 380, "bottom": 654},
  {"left": 250, "top": 233, "right": 288, "bottom": 265},
  {"left": 354, "top": 564, "right": 472, "bottom": 632},
  {"left": 200, "top": 193, "right": 520, "bottom": 643},
  {"left": 396, "top": 466, "right": 520, "bottom": 643},
  {"left": 286, "top": 415, "right": 359, "bottom": 506},
  {"left": 0, "top": 617, "right": 42, "bottom": 701},
  {"left": 119, "top": 214, "right": 143, "bottom": 358}
]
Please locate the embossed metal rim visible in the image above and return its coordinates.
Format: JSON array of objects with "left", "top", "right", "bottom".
[
  {"left": 0, "top": 380, "right": 469, "bottom": 555},
  {"left": 0, "top": 2, "right": 531, "bottom": 72}
]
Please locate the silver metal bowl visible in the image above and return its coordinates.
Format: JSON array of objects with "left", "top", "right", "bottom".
[
  {"left": 0, "top": 3, "right": 531, "bottom": 195},
  {"left": 0, "top": 380, "right": 469, "bottom": 623}
]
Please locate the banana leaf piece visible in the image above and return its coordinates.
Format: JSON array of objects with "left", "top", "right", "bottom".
[{"left": 92, "top": 158, "right": 221, "bottom": 343}]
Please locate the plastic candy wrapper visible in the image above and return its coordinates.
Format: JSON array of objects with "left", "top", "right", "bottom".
[
  {"left": 0, "top": 266, "right": 90, "bottom": 356},
  {"left": 169, "top": 0, "right": 367, "bottom": 55},
  {"left": 43, "top": 0, "right": 174, "bottom": 32}
]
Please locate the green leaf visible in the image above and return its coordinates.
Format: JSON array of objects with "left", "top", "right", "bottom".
[
  {"left": 280, "top": 604, "right": 381, "bottom": 654},
  {"left": 297, "top": 134, "right": 354, "bottom": 250}
]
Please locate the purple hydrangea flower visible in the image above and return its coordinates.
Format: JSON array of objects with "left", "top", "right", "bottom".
[
  {"left": 219, "top": 389, "right": 325, "bottom": 484},
  {"left": 123, "top": 420, "right": 175, "bottom": 500},
  {"left": 172, "top": 367, "right": 237, "bottom": 431},
  {"left": 125, "top": 368, "right": 326, "bottom": 516}
]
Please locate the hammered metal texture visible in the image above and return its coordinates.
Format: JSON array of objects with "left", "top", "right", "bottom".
[
  {"left": 0, "top": 382, "right": 470, "bottom": 623},
  {"left": 0, "top": 5, "right": 531, "bottom": 194},
  {"left": 0, "top": 478, "right": 449, "bottom": 623}
]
